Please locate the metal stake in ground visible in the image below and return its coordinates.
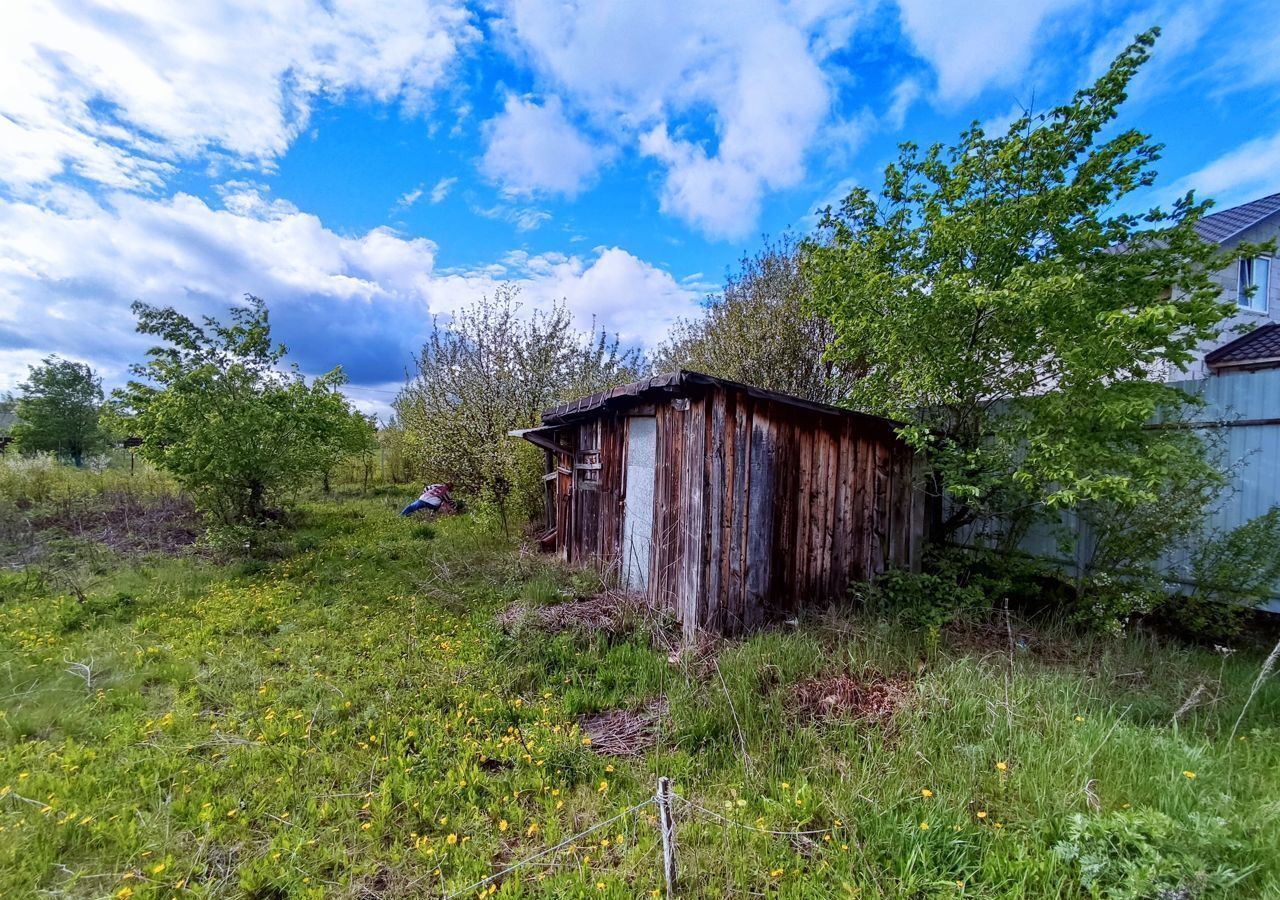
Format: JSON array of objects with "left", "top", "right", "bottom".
[{"left": 657, "top": 776, "right": 677, "bottom": 898}]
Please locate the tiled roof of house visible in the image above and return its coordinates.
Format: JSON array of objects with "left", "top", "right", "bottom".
[
  {"left": 1195, "top": 192, "right": 1280, "bottom": 244},
  {"left": 1204, "top": 323, "right": 1280, "bottom": 370}
]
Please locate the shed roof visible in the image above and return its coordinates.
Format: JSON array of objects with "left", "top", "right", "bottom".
[
  {"left": 1204, "top": 323, "right": 1280, "bottom": 371},
  {"left": 1194, "top": 192, "right": 1280, "bottom": 245},
  {"left": 541, "top": 370, "right": 902, "bottom": 429}
]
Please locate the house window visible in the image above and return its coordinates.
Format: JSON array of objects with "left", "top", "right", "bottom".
[{"left": 1238, "top": 257, "right": 1271, "bottom": 312}]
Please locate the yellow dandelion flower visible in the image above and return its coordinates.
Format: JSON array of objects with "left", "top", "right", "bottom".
[
  {"left": 115, "top": 888, "right": 133, "bottom": 899},
  {"left": 921, "top": 788, "right": 934, "bottom": 798},
  {"left": 498, "top": 819, "right": 509, "bottom": 832},
  {"left": 446, "top": 833, "right": 458, "bottom": 844},
  {"left": 770, "top": 868, "right": 784, "bottom": 878},
  {"left": 976, "top": 811, "right": 987, "bottom": 819},
  {"left": 993, "top": 822, "right": 1003, "bottom": 829},
  {"left": 1074, "top": 715, "right": 1084, "bottom": 722},
  {"left": 226, "top": 809, "right": 238, "bottom": 818},
  {"left": 596, "top": 882, "right": 605, "bottom": 890},
  {"left": 581, "top": 737, "right": 593, "bottom": 746},
  {"left": 995, "top": 761, "right": 1007, "bottom": 772},
  {"left": 360, "top": 822, "right": 372, "bottom": 831},
  {"left": 1183, "top": 771, "right": 1196, "bottom": 780},
  {"left": 527, "top": 822, "right": 539, "bottom": 836},
  {"left": 598, "top": 780, "right": 609, "bottom": 793},
  {"left": 150, "top": 863, "right": 166, "bottom": 875},
  {"left": 919, "top": 822, "right": 929, "bottom": 830}
]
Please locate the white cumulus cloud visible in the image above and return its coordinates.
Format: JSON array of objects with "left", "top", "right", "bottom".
[
  {"left": 0, "top": 0, "right": 478, "bottom": 193},
  {"left": 894, "top": 0, "right": 1083, "bottom": 103},
  {"left": 481, "top": 95, "right": 606, "bottom": 198},
  {"left": 1167, "top": 131, "right": 1280, "bottom": 210},
  {"left": 0, "top": 188, "right": 699, "bottom": 401},
  {"left": 499, "top": 0, "right": 853, "bottom": 238}
]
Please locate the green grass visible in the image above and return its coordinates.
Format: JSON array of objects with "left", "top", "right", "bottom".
[{"left": 1, "top": 496, "right": 1278, "bottom": 898}]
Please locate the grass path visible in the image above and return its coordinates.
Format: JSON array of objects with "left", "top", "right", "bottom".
[{"left": 2, "top": 499, "right": 1278, "bottom": 898}]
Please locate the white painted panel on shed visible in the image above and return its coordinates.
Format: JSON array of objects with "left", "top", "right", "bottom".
[{"left": 622, "top": 417, "right": 657, "bottom": 591}]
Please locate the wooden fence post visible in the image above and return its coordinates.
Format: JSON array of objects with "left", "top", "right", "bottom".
[{"left": 657, "top": 776, "right": 677, "bottom": 898}]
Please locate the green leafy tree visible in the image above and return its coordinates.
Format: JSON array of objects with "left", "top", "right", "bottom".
[
  {"left": 654, "top": 235, "right": 854, "bottom": 404},
  {"left": 803, "top": 29, "right": 1265, "bottom": 548},
  {"left": 117, "top": 296, "right": 362, "bottom": 524},
  {"left": 322, "top": 409, "right": 379, "bottom": 493},
  {"left": 11, "top": 356, "right": 108, "bottom": 465},
  {"left": 397, "top": 285, "right": 643, "bottom": 521}
]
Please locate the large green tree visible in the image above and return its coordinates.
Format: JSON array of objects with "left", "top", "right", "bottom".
[
  {"left": 11, "top": 356, "right": 108, "bottom": 465},
  {"left": 654, "top": 235, "right": 854, "bottom": 404},
  {"left": 804, "top": 29, "right": 1261, "bottom": 547},
  {"left": 118, "top": 297, "right": 363, "bottom": 524}
]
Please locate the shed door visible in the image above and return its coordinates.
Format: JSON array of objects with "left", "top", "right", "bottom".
[{"left": 622, "top": 416, "right": 656, "bottom": 590}]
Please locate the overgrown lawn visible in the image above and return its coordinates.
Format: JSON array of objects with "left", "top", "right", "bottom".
[{"left": 1, "top": 498, "right": 1277, "bottom": 898}]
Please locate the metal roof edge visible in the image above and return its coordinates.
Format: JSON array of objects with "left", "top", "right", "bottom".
[{"left": 539, "top": 369, "right": 906, "bottom": 431}]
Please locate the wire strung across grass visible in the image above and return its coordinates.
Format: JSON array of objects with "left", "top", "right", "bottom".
[
  {"left": 441, "top": 789, "right": 842, "bottom": 898},
  {"left": 673, "top": 794, "right": 841, "bottom": 838},
  {"left": 441, "top": 799, "right": 656, "bottom": 899}
]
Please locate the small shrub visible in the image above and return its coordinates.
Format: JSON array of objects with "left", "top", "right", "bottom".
[
  {"left": 1155, "top": 593, "right": 1248, "bottom": 644},
  {"left": 1055, "top": 809, "right": 1250, "bottom": 898},
  {"left": 860, "top": 568, "right": 986, "bottom": 639},
  {"left": 1160, "top": 508, "right": 1280, "bottom": 641},
  {"left": 204, "top": 523, "right": 293, "bottom": 561},
  {"left": 1069, "top": 573, "right": 1162, "bottom": 635}
]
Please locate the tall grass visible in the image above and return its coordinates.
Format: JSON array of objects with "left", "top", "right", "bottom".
[
  {"left": 0, "top": 452, "right": 176, "bottom": 507},
  {"left": 0, "top": 497, "right": 1276, "bottom": 898}
]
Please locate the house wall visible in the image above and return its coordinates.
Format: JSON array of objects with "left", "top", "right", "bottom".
[{"left": 1178, "top": 218, "right": 1280, "bottom": 379}]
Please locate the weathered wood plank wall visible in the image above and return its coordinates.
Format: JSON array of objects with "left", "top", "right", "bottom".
[{"left": 547, "top": 383, "right": 925, "bottom": 637}]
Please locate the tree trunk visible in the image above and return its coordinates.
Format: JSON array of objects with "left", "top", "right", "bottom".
[{"left": 247, "top": 481, "right": 266, "bottom": 521}]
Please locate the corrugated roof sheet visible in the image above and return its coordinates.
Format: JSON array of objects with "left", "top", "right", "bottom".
[
  {"left": 1195, "top": 192, "right": 1280, "bottom": 244},
  {"left": 1204, "top": 323, "right": 1280, "bottom": 370},
  {"left": 540, "top": 370, "right": 901, "bottom": 428}
]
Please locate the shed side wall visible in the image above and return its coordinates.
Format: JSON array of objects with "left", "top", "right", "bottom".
[{"left": 545, "top": 386, "right": 925, "bottom": 634}]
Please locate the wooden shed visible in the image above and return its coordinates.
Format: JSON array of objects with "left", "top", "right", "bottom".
[{"left": 515, "top": 371, "right": 928, "bottom": 637}]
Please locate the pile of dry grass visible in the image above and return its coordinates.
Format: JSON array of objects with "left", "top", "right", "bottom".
[
  {"left": 32, "top": 492, "right": 200, "bottom": 555},
  {"left": 790, "top": 672, "right": 911, "bottom": 723},
  {"left": 577, "top": 696, "right": 668, "bottom": 757},
  {"left": 497, "top": 590, "right": 653, "bottom": 636}
]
